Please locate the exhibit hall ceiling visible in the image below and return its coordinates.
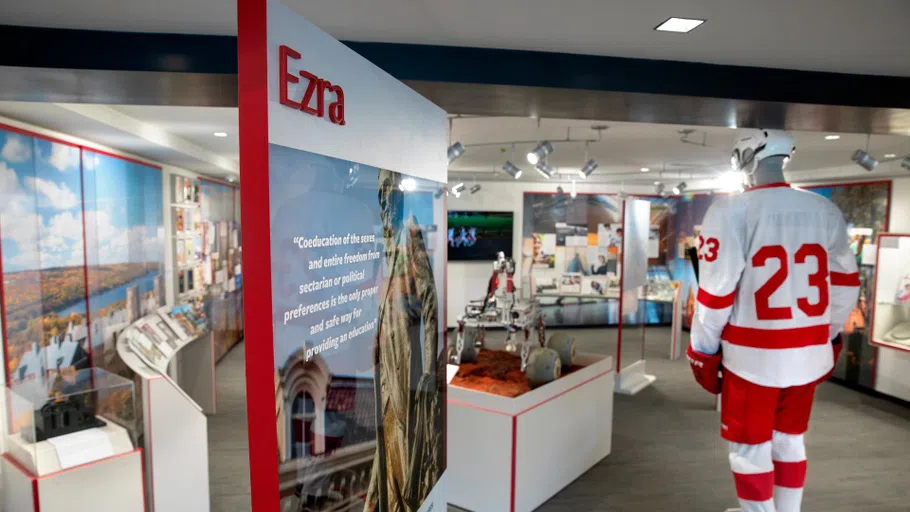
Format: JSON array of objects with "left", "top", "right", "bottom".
[
  {"left": 2, "top": 0, "right": 910, "bottom": 77},
  {"left": 1, "top": 102, "right": 908, "bottom": 186}
]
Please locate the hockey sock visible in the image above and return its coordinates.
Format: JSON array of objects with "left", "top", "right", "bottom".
[
  {"left": 771, "top": 431, "right": 807, "bottom": 512},
  {"left": 729, "top": 441, "right": 776, "bottom": 512}
]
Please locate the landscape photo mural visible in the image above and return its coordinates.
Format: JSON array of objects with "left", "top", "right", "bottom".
[{"left": 0, "top": 127, "right": 163, "bottom": 439}]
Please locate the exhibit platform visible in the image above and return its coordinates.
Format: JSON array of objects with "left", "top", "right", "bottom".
[{"left": 447, "top": 352, "right": 614, "bottom": 512}]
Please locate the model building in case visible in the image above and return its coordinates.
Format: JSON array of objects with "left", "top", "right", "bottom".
[
  {"left": 6, "top": 368, "right": 136, "bottom": 449},
  {"left": 872, "top": 234, "right": 910, "bottom": 350}
]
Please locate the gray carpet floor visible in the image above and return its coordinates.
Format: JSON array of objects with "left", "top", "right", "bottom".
[{"left": 209, "top": 328, "right": 910, "bottom": 511}]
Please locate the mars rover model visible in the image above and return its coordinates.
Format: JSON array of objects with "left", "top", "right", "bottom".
[{"left": 450, "top": 252, "right": 577, "bottom": 388}]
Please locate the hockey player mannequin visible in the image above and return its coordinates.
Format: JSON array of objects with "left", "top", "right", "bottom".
[{"left": 686, "top": 129, "right": 860, "bottom": 512}]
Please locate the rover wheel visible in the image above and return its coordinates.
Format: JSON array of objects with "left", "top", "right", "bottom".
[
  {"left": 459, "top": 328, "right": 480, "bottom": 362},
  {"left": 525, "top": 347, "right": 562, "bottom": 389},
  {"left": 546, "top": 332, "right": 577, "bottom": 368}
]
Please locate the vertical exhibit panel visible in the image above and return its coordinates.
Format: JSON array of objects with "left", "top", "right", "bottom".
[
  {"left": 238, "top": 1, "right": 448, "bottom": 511},
  {"left": 0, "top": 129, "right": 89, "bottom": 386}
]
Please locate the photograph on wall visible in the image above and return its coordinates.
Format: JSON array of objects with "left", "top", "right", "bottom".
[
  {"left": 523, "top": 193, "right": 677, "bottom": 326},
  {"left": 268, "top": 144, "right": 445, "bottom": 511}
]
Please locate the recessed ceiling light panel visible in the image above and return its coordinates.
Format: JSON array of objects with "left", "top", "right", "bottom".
[
  {"left": 214, "top": 132, "right": 228, "bottom": 137},
  {"left": 655, "top": 17, "right": 706, "bottom": 33},
  {"left": 824, "top": 135, "right": 841, "bottom": 140}
]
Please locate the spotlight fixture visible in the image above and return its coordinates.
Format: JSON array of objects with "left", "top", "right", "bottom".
[
  {"left": 902, "top": 157, "right": 910, "bottom": 170},
  {"left": 451, "top": 182, "right": 465, "bottom": 197},
  {"left": 824, "top": 135, "right": 841, "bottom": 141},
  {"left": 655, "top": 17, "right": 706, "bottom": 33},
  {"left": 470, "top": 184, "right": 482, "bottom": 195},
  {"left": 434, "top": 188, "right": 446, "bottom": 199},
  {"left": 527, "top": 141, "right": 554, "bottom": 165},
  {"left": 502, "top": 161, "right": 523, "bottom": 179},
  {"left": 535, "top": 162, "right": 554, "bottom": 179},
  {"left": 447, "top": 142, "right": 466, "bottom": 164},
  {"left": 399, "top": 177, "right": 417, "bottom": 192},
  {"left": 672, "top": 182, "right": 687, "bottom": 195},
  {"left": 213, "top": 132, "right": 227, "bottom": 137},
  {"left": 655, "top": 182, "right": 665, "bottom": 195},
  {"left": 578, "top": 159, "right": 598, "bottom": 179},
  {"left": 851, "top": 150, "right": 879, "bottom": 171}
]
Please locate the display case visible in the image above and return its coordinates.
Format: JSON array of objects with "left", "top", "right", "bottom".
[
  {"left": 871, "top": 233, "right": 910, "bottom": 352},
  {"left": 5, "top": 368, "right": 136, "bottom": 476}
]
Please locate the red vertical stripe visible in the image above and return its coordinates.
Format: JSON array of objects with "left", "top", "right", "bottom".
[
  {"left": 616, "top": 200, "right": 626, "bottom": 373},
  {"left": 32, "top": 474, "right": 40, "bottom": 512},
  {"left": 79, "top": 148, "right": 94, "bottom": 370},
  {"left": 238, "top": 0, "right": 281, "bottom": 510},
  {"left": 510, "top": 415, "right": 517, "bottom": 512}
]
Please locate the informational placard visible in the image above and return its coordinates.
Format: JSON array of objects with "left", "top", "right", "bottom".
[{"left": 238, "top": 1, "right": 448, "bottom": 511}]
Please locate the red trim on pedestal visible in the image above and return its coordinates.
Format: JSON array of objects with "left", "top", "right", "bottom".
[
  {"left": 697, "top": 288, "right": 736, "bottom": 309},
  {"left": 238, "top": 0, "right": 281, "bottom": 510}
]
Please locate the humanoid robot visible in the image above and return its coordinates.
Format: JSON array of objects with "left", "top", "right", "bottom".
[{"left": 686, "top": 129, "right": 860, "bottom": 512}]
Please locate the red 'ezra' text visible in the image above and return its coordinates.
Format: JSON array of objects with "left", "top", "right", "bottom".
[{"left": 279, "top": 45, "right": 345, "bottom": 125}]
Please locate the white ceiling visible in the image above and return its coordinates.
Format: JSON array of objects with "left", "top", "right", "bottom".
[
  {"left": 0, "top": 102, "right": 238, "bottom": 177},
  {"left": 2, "top": 0, "right": 910, "bottom": 77},
  {"left": 1, "top": 102, "right": 908, "bottom": 186},
  {"left": 449, "top": 116, "right": 910, "bottom": 184}
]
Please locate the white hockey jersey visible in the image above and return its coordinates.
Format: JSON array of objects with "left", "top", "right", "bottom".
[{"left": 690, "top": 183, "right": 860, "bottom": 388}]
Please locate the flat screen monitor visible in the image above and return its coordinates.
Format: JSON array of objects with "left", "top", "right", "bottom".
[{"left": 447, "top": 211, "right": 513, "bottom": 261}]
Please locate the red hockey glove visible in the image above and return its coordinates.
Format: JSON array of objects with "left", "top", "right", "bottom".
[
  {"left": 820, "top": 335, "right": 843, "bottom": 382},
  {"left": 686, "top": 345, "right": 722, "bottom": 394}
]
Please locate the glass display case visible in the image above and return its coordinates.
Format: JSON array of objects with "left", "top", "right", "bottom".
[
  {"left": 5, "top": 368, "right": 137, "bottom": 476},
  {"left": 871, "top": 233, "right": 910, "bottom": 352}
]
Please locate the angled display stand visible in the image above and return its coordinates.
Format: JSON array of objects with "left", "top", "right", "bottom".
[{"left": 117, "top": 312, "right": 211, "bottom": 512}]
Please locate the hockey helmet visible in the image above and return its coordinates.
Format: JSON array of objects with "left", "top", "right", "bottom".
[{"left": 731, "top": 129, "right": 796, "bottom": 173}]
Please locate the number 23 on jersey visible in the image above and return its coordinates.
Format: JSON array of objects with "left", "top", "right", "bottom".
[{"left": 697, "top": 236, "right": 719, "bottom": 262}]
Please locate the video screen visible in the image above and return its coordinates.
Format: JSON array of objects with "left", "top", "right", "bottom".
[{"left": 447, "top": 211, "right": 514, "bottom": 261}]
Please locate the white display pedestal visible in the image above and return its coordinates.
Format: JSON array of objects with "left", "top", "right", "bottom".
[
  {"left": 614, "top": 359, "right": 657, "bottom": 395},
  {"left": 117, "top": 337, "right": 211, "bottom": 512},
  {"left": 170, "top": 331, "right": 217, "bottom": 415},
  {"left": 447, "top": 353, "right": 614, "bottom": 512},
  {"left": 2, "top": 449, "right": 145, "bottom": 512}
]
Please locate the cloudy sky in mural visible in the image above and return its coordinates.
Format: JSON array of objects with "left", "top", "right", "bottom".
[{"left": 0, "top": 129, "right": 163, "bottom": 273}]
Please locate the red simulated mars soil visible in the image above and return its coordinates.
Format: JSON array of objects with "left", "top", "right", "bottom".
[{"left": 451, "top": 349, "right": 583, "bottom": 398}]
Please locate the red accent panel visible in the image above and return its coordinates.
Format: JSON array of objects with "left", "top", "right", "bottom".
[
  {"left": 830, "top": 272, "right": 861, "bottom": 287},
  {"left": 721, "top": 324, "right": 829, "bottom": 349},
  {"left": 33, "top": 474, "right": 40, "bottom": 512},
  {"left": 732, "top": 471, "right": 775, "bottom": 502},
  {"left": 238, "top": 0, "right": 281, "bottom": 510},
  {"left": 773, "top": 460, "right": 807, "bottom": 488},
  {"left": 616, "top": 200, "right": 625, "bottom": 373},
  {"left": 745, "top": 182, "right": 791, "bottom": 192},
  {"left": 697, "top": 288, "right": 736, "bottom": 309},
  {"left": 510, "top": 415, "right": 517, "bottom": 512}
]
